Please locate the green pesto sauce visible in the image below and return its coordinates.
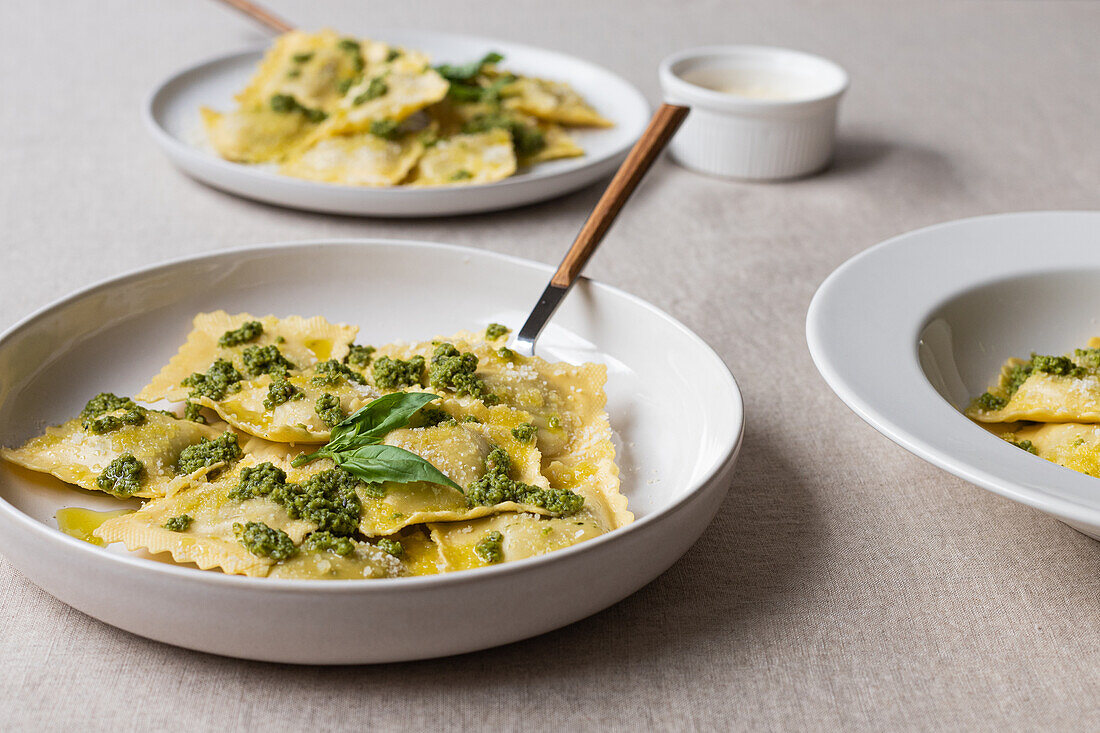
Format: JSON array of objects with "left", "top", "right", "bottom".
[
  {"left": 229, "top": 461, "right": 286, "bottom": 501},
  {"left": 163, "top": 514, "right": 193, "bottom": 532},
  {"left": 417, "top": 407, "right": 455, "bottom": 428},
  {"left": 269, "top": 94, "right": 327, "bottom": 123},
  {"left": 1075, "top": 348, "right": 1100, "bottom": 370},
  {"left": 218, "top": 320, "right": 263, "bottom": 347},
  {"left": 376, "top": 537, "right": 403, "bottom": 557},
  {"left": 84, "top": 407, "right": 146, "bottom": 435},
  {"left": 511, "top": 422, "right": 537, "bottom": 443},
  {"left": 242, "top": 344, "right": 295, "bottom": 377},
  {"left": 386, "top": 48, "right": 401, "bottom": 62},
  {"left": 315, "top": 392, "right": 345, "bottom": 427},
  {"left": 303, "top": 530, "right": 355, "bottom": 556},
  {"left": 176, "top": 432, "right": 242, "bottom": 476},
  {"left": 353, "top": 77, "right": 388, "bottom": 105},
  {"left": 291, "top": 52, "right": 314, "bottom": 63},
  {"left": 429, "top": 343, "right": 496, "bottom": 404},
  {"left": 466, "top": 448, "right": 583, "bottom": 515},
  {"left": 286, "top": 69, "right": 301, "bottom": 79},
  {"left": 229, "top": 462, "right": 362, "bottom": 536},
  {"left": 336, "top": 75, "right": 360, "bottom": 95},
  {"left": 338, "top": 37, "right": 365, "bottom": 72},
  {"left": 462, "top": 113, "right": 546, "bottom": 157},
  {"left": 485, "top": 323, "right": 509, "bottom": 340},
  {"left": 311, "top": 359, "right": 367, "bottom": 387},
  {"left": 182, "top": 358, "right": 243, "bottom": 401},
  {"left": 474, "top": 530, "right": 504, "bottom": 564},
  {"left": 372, "top": 355, "right": 425, "bottom": 390},
  {"left": 1031, "top": 354, "right": 1085, "bottom": 378},
  {"left": 548, "top": 415, "right": 562, "bottom": 429},
  {"left": 80, "top": 393, "right": 138, "bottom": 421},
  {"left": 234, "top": 521, "right": 297, "bottom": 560},
  {"left": 369, "top": 118, "right": 401, "bottom": 139},
  {"left": 263, "top": 376, "right": 303, "bottom": 410},
  {"left": 975, "top": 392, "right": 1007, "bottom": 411},
  {"left": 344, "top": 344, "right": 376, "bottom": 369},
  {"left": 1010, "top": 439, "right": 1038, "bottom": 455},
  {"left": 183, "top": 401, "right": 207, "bottom": 424},
  {"left": 448, "top": 169, "right": 473, "bottom": 181},
  {"left": 96, "top": 453, "right": 145, "bottom": 496},
  {"left": 462, "top": 415, "right": 482, "bottom": 424}
]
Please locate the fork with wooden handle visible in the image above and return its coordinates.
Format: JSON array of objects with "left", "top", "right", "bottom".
[{"left": 510, "top": 103, "right": 690, "bottom": 357}]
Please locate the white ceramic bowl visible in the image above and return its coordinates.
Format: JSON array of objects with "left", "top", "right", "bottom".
[
  {"left": 0, "top": 240, "right": 743, "bottom": 663},
  {"left": 145, "top": 30, "right": 650, "bottom": 217},
  {"left": 807, "top": 211, "right": 1100, "bottom": 538},
  {"left": 659, "top": 45, "right": 848, "bottom": 180}
]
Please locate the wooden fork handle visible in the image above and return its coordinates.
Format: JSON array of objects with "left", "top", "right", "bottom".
[
  {"left": 550, "top": 103, "right": 690, "bottom": 288},
  {"left": 214, "top": 0, "right": 295, "bottom": 33}
]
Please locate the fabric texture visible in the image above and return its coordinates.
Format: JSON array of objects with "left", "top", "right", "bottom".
[{"left": 3, "top": 0, "right": 1100, "bottom": 729}]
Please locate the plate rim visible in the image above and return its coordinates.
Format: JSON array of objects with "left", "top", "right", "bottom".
[
  {"left": 142, "top": 29, "right": 651, "bottom": 202},
  {"left": 806, "top": 210, "right": 1100, "bottom": 528},
  {"left": 0, "top": 237, "right": 743, "bottom": 593}
]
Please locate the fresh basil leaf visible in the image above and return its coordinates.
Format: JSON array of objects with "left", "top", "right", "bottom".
[
  {"left": 327, "top": 391, "right": 441, "bottom": 452},
  {"left": 434, "top": 51, "right": 504, "bottom": 82},
  {"left": 333, "top": 444, "right": 463, "bottom": 492}
]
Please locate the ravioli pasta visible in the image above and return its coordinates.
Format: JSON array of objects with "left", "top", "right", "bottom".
[
  {"left": 201, "top": 30, "right": 610, "bottom": 187},
  {"left": 2, "top": 313, "right": 630, "bottom": 580},
  {"left": 967, "top": 339, "right": 1100, "bottom": 480}
]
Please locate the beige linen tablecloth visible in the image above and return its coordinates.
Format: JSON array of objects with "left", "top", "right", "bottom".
[{"left": 2, "top": 1, "right": 1100, "bottom": 728}]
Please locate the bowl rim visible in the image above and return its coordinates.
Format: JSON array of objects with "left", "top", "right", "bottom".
[
  {"left": 658, "top": 44, "right": 849, "bottom": 113},
  {"left": 806, "top": 210, "right": 1100, "bottom": 529},
  {"left": 0, "top": 238, "right": 744, "bottom": 593},
  {"left": 143, "top": 29, "right": 650, "bottom": 197}
]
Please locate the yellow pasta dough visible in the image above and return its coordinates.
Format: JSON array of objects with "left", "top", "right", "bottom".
[{"left": 1, "top": 408, "right": 224, "bottom": 499}]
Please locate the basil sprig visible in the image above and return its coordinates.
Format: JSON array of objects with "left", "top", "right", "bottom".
[{"left": 292, "top": 392, "right": 462, "bottom": 492}]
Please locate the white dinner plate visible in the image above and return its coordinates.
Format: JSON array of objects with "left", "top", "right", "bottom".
[
  {"left": 807, "top": 211, "right": 1100, "bottom": 538},
  {"left": 144, "top": 30, "right": 651, "bottom": 217},
  {"left": 0, "top": 240, "right": 742, "bottom": 663}
]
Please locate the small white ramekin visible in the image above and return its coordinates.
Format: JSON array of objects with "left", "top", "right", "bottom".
[{"left": 659, "top": 46, "right": 848, "bottom": 180}]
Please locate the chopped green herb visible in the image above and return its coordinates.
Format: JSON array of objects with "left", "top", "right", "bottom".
[
  {"left": 377, "top": 538, "right": 404, "bottom": 557},
  {"left": 386, "top": 48, "right": 401, "bottom": 62},
  {"left": 303, "top": 530, "right": 355, "bottom": 556},
  {"left": 311, "top": 359, "right": 367, "bottom": 386},
  {"left": 417, "top": 407, "right": 454, "bottom": 427},
  {"left": 315, "top": 392, "right": 345, "bottom": 427},
  {"left": 264, "top": 376, "right": 303, "bottom": 410},
  {"left": 449, "top": 169, "right": 473, "bottom": 181},
  {"left": 291, "top": 52, "right": 314, "bottom": 63},
  {"left": 485, "top": 323, "right": 509, "bottom": 340},
  {"left": 336, "top": 75, "right": 361, "bottom": 94},
  {"left": 511, "top": 422, "right": 537, "bottom": 443},
  {"left": 474, "top": 530, "right": 504, "bottom": 563},
  {"left": 338, "top": 37, "right": 365, "bottom": 71},
  {"left": 462, "top": 415, "right": 482, "bottom": 423},
  {"left": 1075, "top": 348, "right": 1100, "bottom": 370},
  {"left": 467, "top": 448, "right": 583, "bottom": 514},
  {"left": 242, "top": 344, "right": 295, "bottom": 377},
  {"left": 96, "top": 453, "right": 145, "bottom": 496},
  {"left": 279, "top": 468, "right": 362, "bottom": 535},
  {"left": 372, "top": 355, "right": 425, "bottom": 390},
  {"left": 163, "top": 514, "right": 193, "bottom": 532},
  {"left": 497, "top": 347, "right": 516, "bottom": 360},
  {"left": 234, "top": 521, "right": 297, "bottom": 560},
  {"left": 344, "top": 344, "right": 376, "bottom": 369},
  {"left": 428, "top": 342, "right": 496, "bottom": 403},
  {"left": 176, "top": 432, "right": 241, "bottom": 475},
  {"left": 182, "top": 358, "right": 242, "bottom": 401}
]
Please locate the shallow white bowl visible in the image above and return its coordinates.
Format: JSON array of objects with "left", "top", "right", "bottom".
[
  {"left": 659, "top": 45, "right": 847, "bottom": 180},
  {"left": 145, "top": 30, "right": 650, "bottom": 217},
  {"left": 807, "top": 211, "right": 1100, "bottom": 538},
  {"left": 0, "top": 240, "right": 743, "bottom": 663}
]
